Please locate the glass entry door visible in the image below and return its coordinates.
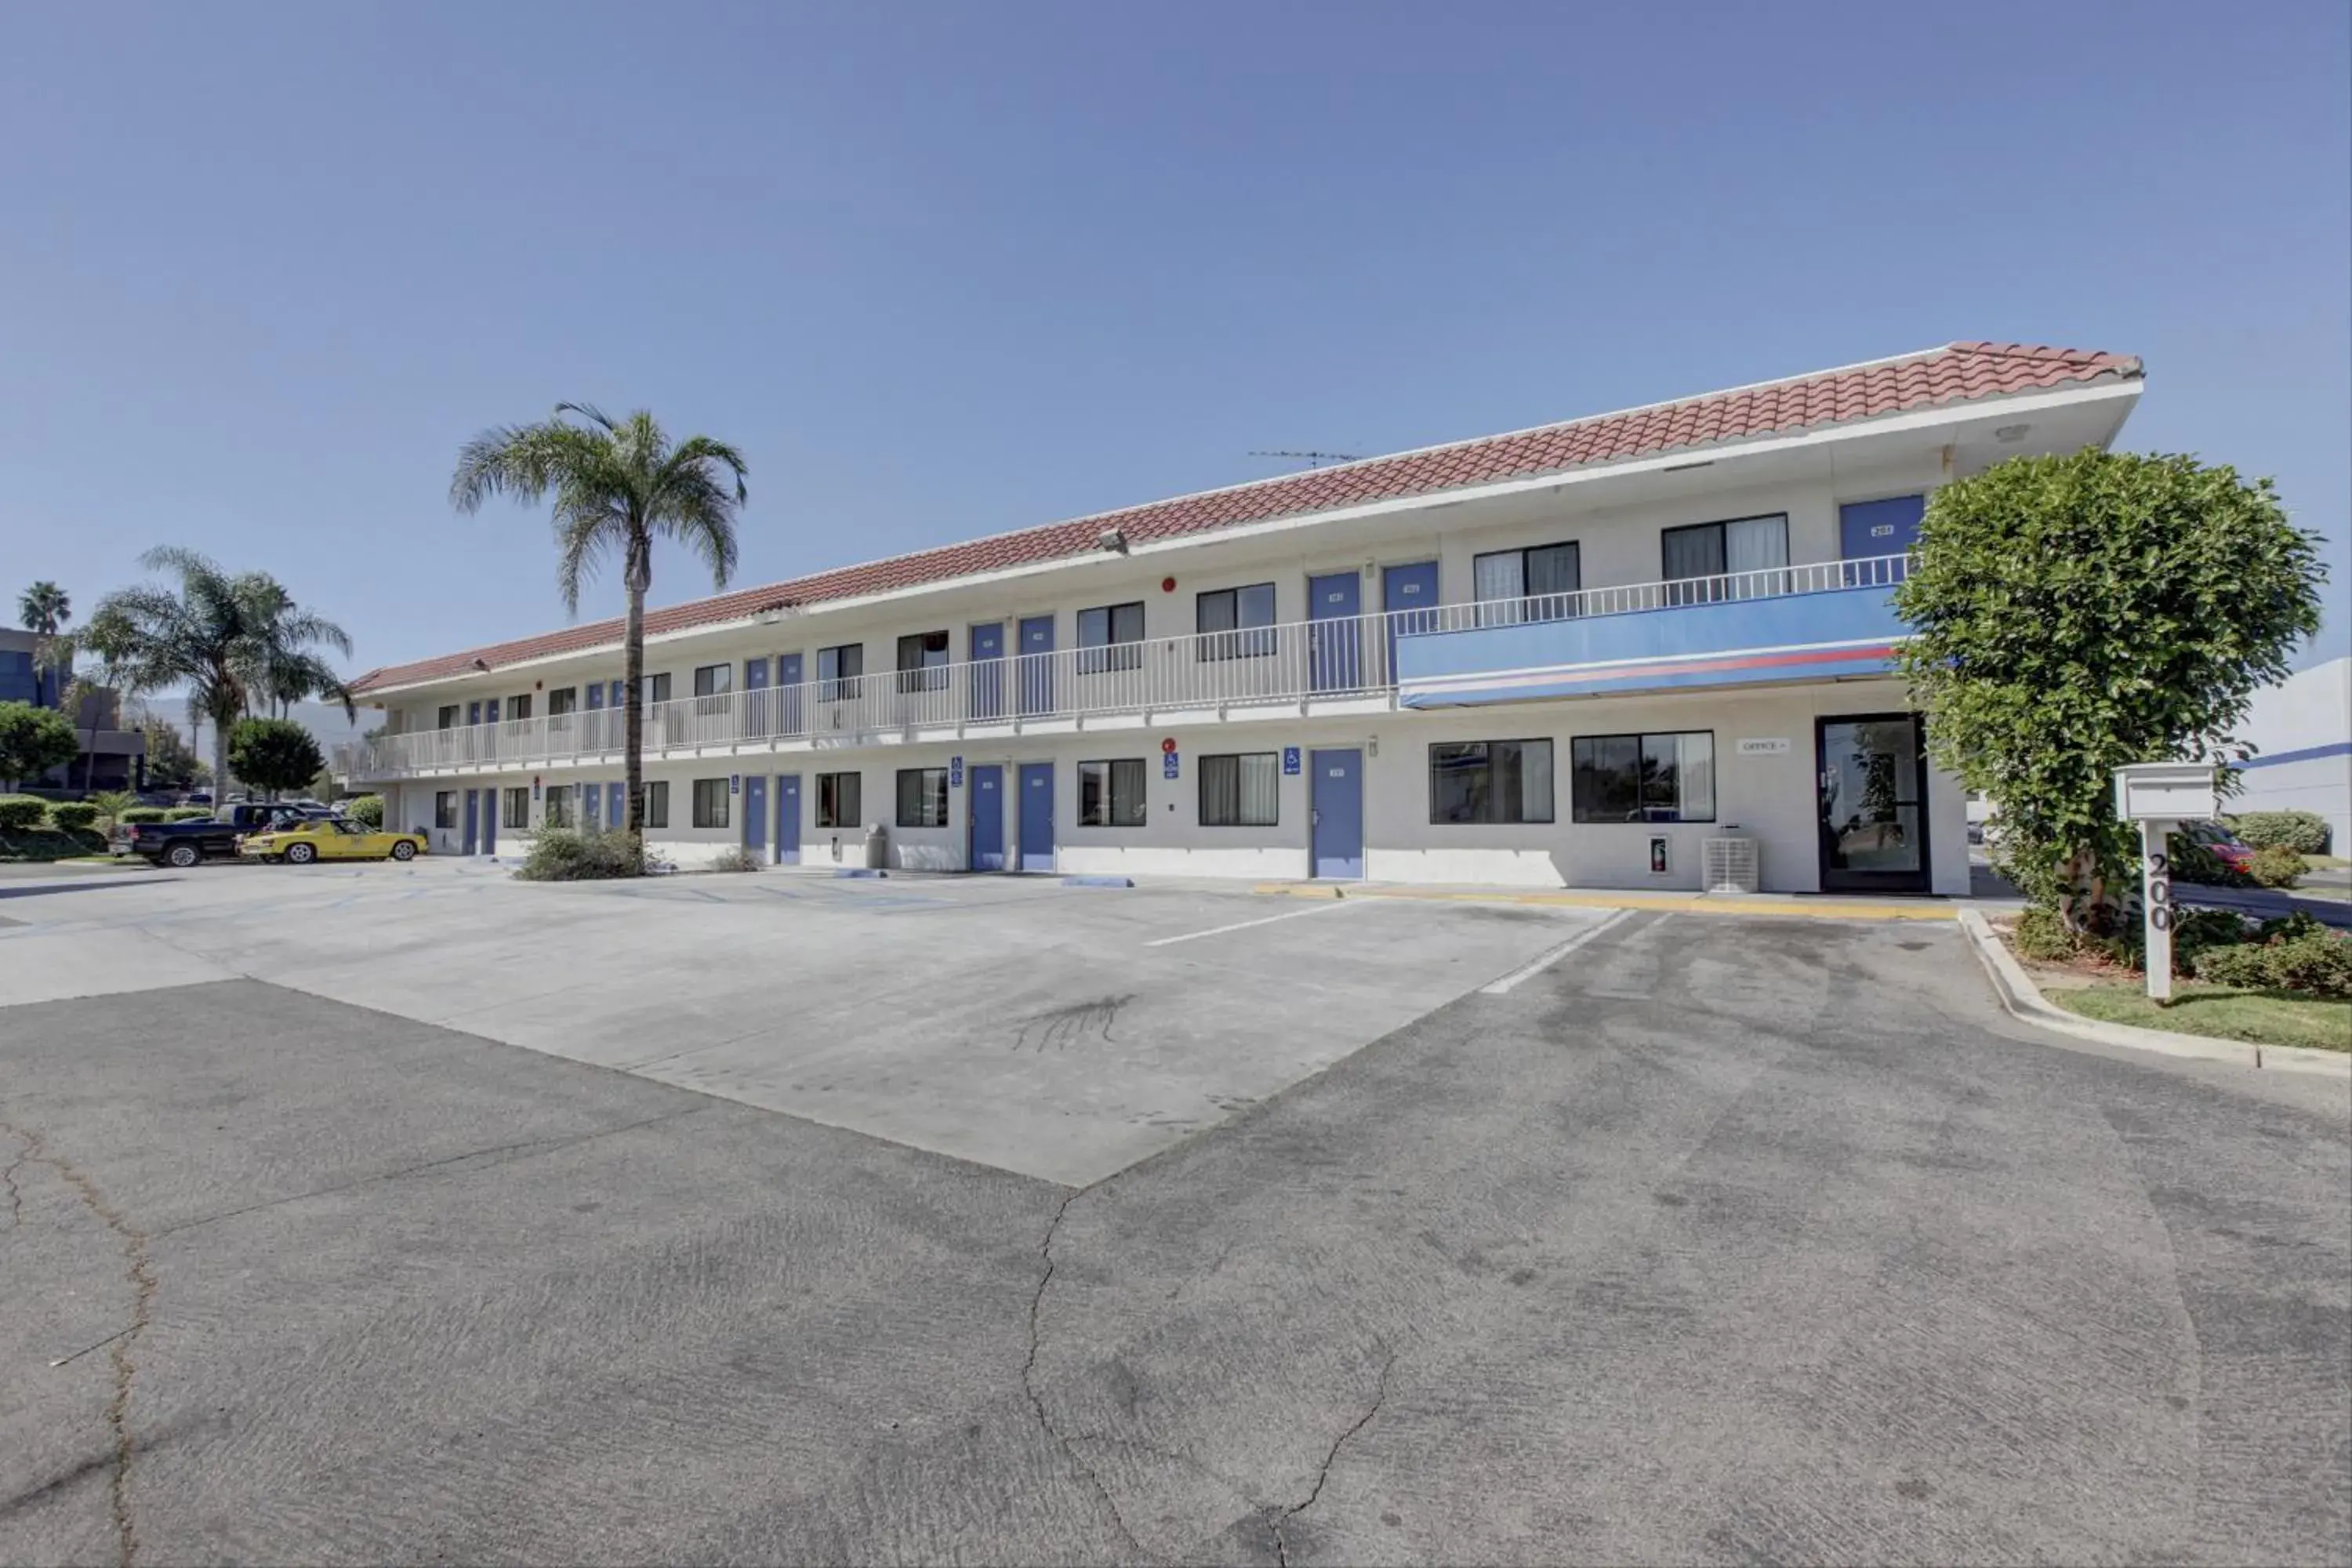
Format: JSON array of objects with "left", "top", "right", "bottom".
[{"left": 1817, "top": 713, "right": 1932, "bottom": 893}]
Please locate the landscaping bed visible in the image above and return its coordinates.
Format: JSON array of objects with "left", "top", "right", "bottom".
[{"left": 2049, "top": 978, "right": 2349, "bottom": 1054}]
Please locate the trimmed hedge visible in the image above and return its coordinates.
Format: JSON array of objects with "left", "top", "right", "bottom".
[
  {"left": 2227, "top": 811, "right": 2332, "bottom": 855},
  {"left": 343, "top": 794, "right": 384, "bottom": 829},
  {"left": 118, "top": 807, "right": 168, "bottom": 825},
  {"left": 0, "top": 796, "right": 49, "bottom": 832},
  {"left": 2194, "top": 914, "right": 2352, "bottom": 998},
  {"left": 163, "top": 807, "right": 212, "bottom": 822},
  {"left": 46, "top": 801, "right": 99, "bottom": 831},
  {"left": 2246, "top": 844, "right": 2305, "bottom": 889}
]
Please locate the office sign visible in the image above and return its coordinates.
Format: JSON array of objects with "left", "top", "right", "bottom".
[{"left": 1737, "top": 738, "right": 1791, "bottom": 757}]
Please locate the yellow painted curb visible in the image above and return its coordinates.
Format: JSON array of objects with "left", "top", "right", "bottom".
[{"left": 1250, "top": 883, "right": 1955, "bottom": 922}]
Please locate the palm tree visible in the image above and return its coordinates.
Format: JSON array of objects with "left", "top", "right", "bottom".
[
  {"left": 451, "top": 405, "right": 747, "bottom": 845},
  {"left": 17, "top": 580, "right": 71, "bottom": 706},
  {"left": 236, "top": 575, "right": 357, "bottom": 720},
  {"left": 74, "top": 549, "right": 350, "bottom": 802}
]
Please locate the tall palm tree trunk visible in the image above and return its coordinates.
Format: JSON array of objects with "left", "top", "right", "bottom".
[{"left": 622, "top": 534, "right": 651, "bottom": 850}]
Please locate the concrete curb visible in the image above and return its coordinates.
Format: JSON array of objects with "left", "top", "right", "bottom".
[
  {"left": 1249, "top": 882, "right": 1955, "bottom": 921},
  {"left": 1956, "top": 909, "right": 2349, "bottom": 1076}
]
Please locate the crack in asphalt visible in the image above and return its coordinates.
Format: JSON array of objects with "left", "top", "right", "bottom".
[
  {"left": 0, "top": 1119, "right": 155, "bottom": 1568},
  {"left": 1021, "top": 1187, "right": 1150, "bottom": 1563},
  {"left": 2, "top": 1131, "right": 26, "bottom": 1231},
  {"left": 1269, "top": 1346, "right": 1396, "bottom": 1568}
]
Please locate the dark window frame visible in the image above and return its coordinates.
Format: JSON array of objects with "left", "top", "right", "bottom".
[
  {"left": 895, "top": 767, "right": 950, "bottom": 828},
  {"left": 434, "top": 790, "right": 458, "bottom": 829},
  {"left": 1199, "top": 751, "right": 1279, "bottom": 827},
  {"left": 1077, "top": 757, "right": 1148, "bottom": 827},
  {"left": 502, "top": 786, "right": 529, "bottom": 830},
  {"left": 645, "top": 672, "right": 673, "bottom": 706},
  {"left": 1427, "top": 739, "right": 1555, "bottom": 826},
  {"left": 546, "top": 686, "right": 578, "bottom": 717},
  {"left": 816, "top": 770, "right": 862, "bottom": 829},
  {"left": 508, "top": 693, "right": 533, "bottom": 721},
  {"left": 1076, "top": 602, "right": 1145, "bottom": 674},
  {"left": 817, "top": 644, "right": 865, "bottom": 702},
  {"left": 644, "top": 779, "right": 670, "bottom": 829},
  {"left": 691, "top": 777, "right": 730, "bottom": 829},
  {"left": 1661, "top": 514, "right": 1789, "bottom": 604},
  {"left": 896, "top": 630, "right": 952, "bottom": 693},
  {"left": 1195, "top": 583, "right": 1278, "bottom": 661},
  {"left": 1472, "top": 541, "right": 1582, "bottom": 620},
  {"left": 437, "top": 704, "right": 460, "bottom": 730},
  {"left": 543, "top": 783, "right": 573, "bottom": 829},
  {"left": 692, "top": 663, "right": 732, "bottom": 698},
  {"left": 1569, "top": 731, "right": 1718, "bottom": 825}
]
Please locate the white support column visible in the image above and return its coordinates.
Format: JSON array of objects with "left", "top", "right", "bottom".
[{"left": 2141, "top": 818, "right": 2176, "bottom": 1003}]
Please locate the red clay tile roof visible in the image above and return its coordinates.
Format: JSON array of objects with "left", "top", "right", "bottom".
[{"left": 351, "top": 341, "right": 2139, "bottom": 693}]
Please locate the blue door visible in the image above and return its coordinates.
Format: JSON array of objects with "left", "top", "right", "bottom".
[
  {"left": 969, "top": 764, "right": 1006, "bottom": 870},
  {"left": 778, "top": 652, "right": 804, "bottom": 737},
  {"left": 1018, "top": 616, "right": 1054, "bottom": 717},
  {"left": 1018, "top": 762, "right": 1054, "bottom": 871},
  {"left": 1841, "top": 495, "right": 1926, "bottom": 585},
  {"left": 482, "top": 789, "right": 497, "bottom": 854},
  {"left": 583, "top": 782, "right": 601, "bottom": 828},
  {"left": 743, "top": 775, "right": 767, "bottom": 855},
  {"left": 744, "top": 655, "right": 770, "bottom": 737},
  {"left": 483, "top": 697, "right": 500, "bottom": 761},
  {"left": 461, "top": 789, "right": 480, "bottom": 855},
  {"left": 586, "top": 681, "right": 607, "bottom": 750},
  {"left": 1381, "top": 561, "right": 1439, "bottom": 682},
  {"left": 1308, "top": 572, "right": 1362, "bottom": 693},
  {"left": 775, "top": 775, "right": 801, "bottom": 864},
  {"left": 608, "top": 780, "right": 624, "bottom": 829},
  {"left": 970, "top": 623, "right": 1005, "bottom": 720},
  {"left": 1310, "top": 749, "right": 1363, "bottom": 879}
]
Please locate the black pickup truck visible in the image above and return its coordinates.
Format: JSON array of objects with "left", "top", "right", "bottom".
[{"left": 118, "top": 803, "right": 337, "bottom": 867}]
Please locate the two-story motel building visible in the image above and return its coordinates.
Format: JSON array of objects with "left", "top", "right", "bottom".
[{"left": 343, "top": 342, "right": 2143, "bottom": 895}]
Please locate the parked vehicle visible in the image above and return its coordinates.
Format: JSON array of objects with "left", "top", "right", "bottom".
[
  {"left": 240, "top": 818, "right": 426, "bottom": 865},
  {"left": 2180, "top": 818, "right": 2257, "bottom": 874},
  {"left": 118, "top": 802, "right": 336, "bottom": 867}
]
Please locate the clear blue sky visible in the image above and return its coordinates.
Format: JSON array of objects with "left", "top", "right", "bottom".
[{"left": 5, "top": 1, "right": 2347, "bottom": 677}]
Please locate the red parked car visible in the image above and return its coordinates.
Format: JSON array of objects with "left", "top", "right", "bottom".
[{"left": 2179, "top": 820, "right": 2256, "bottom": 874}]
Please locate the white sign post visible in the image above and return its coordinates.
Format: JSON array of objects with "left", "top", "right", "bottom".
[{"left": 2113, "top": 764, "right": 2220, "bottom": 1004}]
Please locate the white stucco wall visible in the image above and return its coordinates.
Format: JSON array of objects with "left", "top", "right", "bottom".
[{"left": 2232, "top": 656, "right": 2351, "bottom": 851}]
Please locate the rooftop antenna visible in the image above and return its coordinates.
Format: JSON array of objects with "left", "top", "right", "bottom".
[{"left": 1250, "top": 448, "right": 1363, "bottom": 470}]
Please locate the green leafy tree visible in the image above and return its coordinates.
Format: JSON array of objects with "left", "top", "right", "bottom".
[
  {"left": 0, "top": 700, "right": 79, "bottom": 789},
  {"left": 74, "top": 549, "right": 350, "bottom": 800},
  {"left": 451, "top": 405, "right": 747, "bottom": 849},
  {"left": 227, "top": 717, "right": 324, "bottom": 799},
  {"left": 137, "top": 713, "right": 208, "bottom": 790},
  {"left": 16, "top": 580, "right": 70, "bottom": 706},
  {"left": 1894, "top": 451, "right": 2325, "bottom": 931}
]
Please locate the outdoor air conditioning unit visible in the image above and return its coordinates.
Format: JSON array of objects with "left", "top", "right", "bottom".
[{"left": 1702, "top": 834, "right": 1759, "bottom": 895}]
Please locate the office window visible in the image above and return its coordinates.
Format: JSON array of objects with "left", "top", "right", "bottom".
[
  {"left": 818, "top": 644, "right": 864, "bottom": 701},
  {"left": 1078, "top": 759, "right": 1147, "bottom": 827},
  {"left": 693, "top": 663, "right": 731, "bottom": 698},
  {"left": 1196, "top": 583, "right": 1277, "bottom": 660},
  {"left": 1473, "top": 542, "right": 1581, "bottom": 623},
  {"left": 644, "top": 779, "right": 670, "bottom": 829},
  {"left": 437, "top": 704, "right": 460, "bottom": 729},
  {"left": 546, "top": 687, "right": 577, "bottom": 717},
  {"left": 895, "top": 767, "right": 949, "bottom": 828},
  {"left": 1661, "top": 515, "right": 1788, "bottom": 604},
  {"left": 1076, "top": 602, "right": 1145, "bottom": 673},
  {"left": 1570, "top": 732, "right": 1716, "bottom": 824},
  {"left": 508, "top": 693, "right": 532, "bottom": 721},
  {"left": 816, "top": 771, "right": 862, "bottom": 828},
  {"left": 896, "top": 630, "right": 951, "bottom": 692},
  {"left": 1428, "top": 740, "right": 1555, "bottom": 825},
  {"left": 434, "top": 791, "right": 458, "bottom": 829},
  {"left": 1200, "top": 753, "right": 1279, "bottom": 827},
  {"left": 543, "top": 784, "right": 573, "bottom": 828},
  {"left": 645, "top": 672, "right": 673, "bottom": 705},
  {"left": 503, "top": 787, "right": 528, "bottom": 829},
  {"left": 691, "top": 778, "right": 730, "bottom": 829}
]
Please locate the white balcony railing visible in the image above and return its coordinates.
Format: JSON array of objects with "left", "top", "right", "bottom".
[{"left": 338, "top": 554, "right": 1911, "bottom": 780}]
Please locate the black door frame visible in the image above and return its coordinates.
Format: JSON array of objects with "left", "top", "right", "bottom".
[{"left": 1816, "top": 711, "right": 1933, "bottom": 895}]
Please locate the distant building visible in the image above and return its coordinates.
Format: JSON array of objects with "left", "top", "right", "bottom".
[
  {"left": 0, "top": 627, "right": 148, "bottom": 791},
  {"left": 2234, "top": 655, "right": 2350, "bottom": 851}
]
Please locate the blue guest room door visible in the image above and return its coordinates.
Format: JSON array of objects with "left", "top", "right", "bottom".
[
  {"left": 1310, "top": 748, "right": 1364, "bottom": 879},
  {"left": 583, "top": 782, "right": 601, "bottom": 827},
  {"left": 461, "top": 789, "right": 480, "bottom": 855},
  {"left": 1840, "top": 494, "right": 1926, "bottom": 583},
  {"left": 775, "top": 775, "right": 801, "bottom": 864},
  {"left": 1381, "top": 561, "right": 1438, "bottom": 681},
  {"left": 968, "top": 764, "right": 1005, "bottom": 870},
  {"left": 742, "top": 775, "right": 767, "bottom": 857},
  {"left": 1308, "top": 572, "right": 1362, "bottom": 692},
  {"left": 1018, "top": 762, "right": 1054, "bottom": 871},
  {"left": 970, "top": 623, "right": 1004, "bottom": 720}
]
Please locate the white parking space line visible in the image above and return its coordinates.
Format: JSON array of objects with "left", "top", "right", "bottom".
[
  {"left": 1143, "top": 899, "right": 1359, "bottom": 947},
  {"left": 1479, "top": 908, "right": 1635, "bottom": 995}
]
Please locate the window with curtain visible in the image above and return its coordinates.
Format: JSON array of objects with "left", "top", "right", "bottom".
[
  {"left": 508, "top": 693, "right": 532, "bottom": 721},
  {"left": 693, "top": 664, "right": 732, "bottom": 698},
  {"left": 895, "top": 768, "right": 949, "bottom": 827},
  {"left": 691, "top": 778, "right": 730, "bottom": 829},
  {"left": 895, "top": 630, "right": 952, "bottom": 692},
  {"left": 543, "top": 784, "right": 573, "bottom": 828},
  {"left": 1078, "top": 759, "right": 1147, "bottom": 826},
  {"left": 503, "top": 787, "right": 529, "bottom": 829},
  {"left": 1570, "top": 731, "right": 1716, "bottom": 822},
  {"left": 1196, "top": 584, "right": 1277, "bottom": 660},
  {"left": 1428, "top": 740, "right": 1554, "bottom": 824},
  {"left": 1661, "top": 516, "right": 1788, "bottom": 604},
  {"left": 434, "top": 791, "right": 457, "bottom": 829},
  {"left": 546, "top": 687, "right": 578, "bottom": 717},
  {"left": 644, "top": 780, "right": 670, "bottom": 829},
  {"left": 817, "top": 644, "right": 864, "bottom": 702},
  {"left": 437, "top": 705, "right": 460, "bottom": 729},
  {"left": 644, "top": 672, "right": 673, "bottom": 706},
  {"left": 815, "top": 771, "right": 862, "bottom": 828},
  {"left": 1076, "top": 603, "right": 1145, "bottom": 673},
  {"left": 1199, "top": 753, "right": 1279, "bottom": 826},
  {"left": 1473, "top": 542, "right": 1581, "bottom": 625}
]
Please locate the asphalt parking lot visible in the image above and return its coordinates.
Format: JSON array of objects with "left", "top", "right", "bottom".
[{"left": 2, "top": 862, "right": 2347, "bottom": 1565}]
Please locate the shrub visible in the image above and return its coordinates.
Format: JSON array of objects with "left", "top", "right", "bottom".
[
  {"left": 2227, "top": 810, "right": 2331, "bottom": 855},
  {"left": 706, "top": 845, "right": 764, "bottom": 873},
  {"left": 45, "top": 801, "right": 99, "bottom": 831},
  {"left": 2246, "top": 844, "right": 2305, "bottom": 889},
  {"left": 2191, "top": 914, "right": 2352, "bottom": 999},
  {"left": 117, "top": 807, "right": 168, "bottom": 825},
  {"left": 514, "top": 826, "right": 643, "bottom": 881},
  {"left": 2170, "top": 906, "right": 2253, "bottom": 971},
  {"left": 2169, "top": 839, "right": 2246, "bottom": 887},
  {"left": 164, "top": 807, "right": 212, "bottom": 822},
  {"left": 343, "top": 794, "right": 384, "bottom": 829},
  {"left": 0, "top": 795, "right": 49, "bottom": 832},
  {"left": 2193, "top": 942, "right": 2274, "bottom": 988},
  {"left": 2013, "top": 906, "right": 2077, "bottom": 963}
]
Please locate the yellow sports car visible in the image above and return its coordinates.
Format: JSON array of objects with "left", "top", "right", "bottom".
[{"left": 241, "top": 818, "right": 427, "bottom": 865}]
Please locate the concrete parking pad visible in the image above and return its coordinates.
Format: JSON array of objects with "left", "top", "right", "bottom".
[
  {"left": 2, "top": 906, "right": 2343, "bottom": 1564},
  {"left": 0, "top": 864, "right": 1606, "bottom": 1185}
]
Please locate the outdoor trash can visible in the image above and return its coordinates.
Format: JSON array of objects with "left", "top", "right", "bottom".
[{"left": 864, "top": 825, "right": 888, "bottom": 869}]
